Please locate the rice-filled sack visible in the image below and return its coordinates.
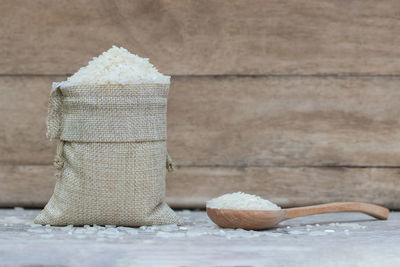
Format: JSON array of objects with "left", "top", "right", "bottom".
[{"left": 35, "top": 46, "right": 182, "bottom": 226}]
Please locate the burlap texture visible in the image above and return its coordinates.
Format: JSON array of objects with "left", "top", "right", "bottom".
[{"left": 35, "top": 83, "right": 182, "bottom": 226}]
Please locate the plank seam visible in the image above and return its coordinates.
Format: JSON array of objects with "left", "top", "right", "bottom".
[
  {"left": 2, "top": 163, "right": 400, "bottom": 169},
  {"left": 1, "top": 74, "right": 400, "bottom": 78}
]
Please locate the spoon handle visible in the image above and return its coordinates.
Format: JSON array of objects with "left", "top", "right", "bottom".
[{"left": 285, "top": 202, "right": 389, "bottom": 220}]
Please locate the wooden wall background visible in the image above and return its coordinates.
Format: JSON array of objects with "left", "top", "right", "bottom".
[{"left": 1, "top": 0, "right": 400, "bottom": 209}]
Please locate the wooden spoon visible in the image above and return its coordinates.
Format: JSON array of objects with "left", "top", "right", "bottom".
[{"left": 207, "top": 202, "right": 389, "bottom": 230}]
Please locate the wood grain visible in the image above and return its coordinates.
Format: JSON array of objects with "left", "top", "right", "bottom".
[
  {"left": 1, "top": 0, "right": 400, "bottom": 75},
  {"left": 0, "top": 164, "right": 55, "bottom": 207},
  {"left": 1, "top": 164, "right": 399, "bottom": 209},
  {"left": 3, "top": 75, "right": 400, "bottom": 166},
  {"left": 168, "top": 76, "right": 400, "bottom": 167},
  {"left": 206, "top": 202, "right": 388, "bottom": 230},
  {"left": 0, "top": 76, "right": 63, "bottom": 165},
  {"left": 2, "top": 210, "right": 400, "bottom": 266},
  {"left": 167, "top": 166, "right": 400, "bottom": 209},
  {"left": 285, "top": 202, "right": 389, "bottom": 220}
]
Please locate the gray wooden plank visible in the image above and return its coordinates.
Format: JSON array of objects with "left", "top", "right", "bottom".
[
  {"left": 1, "top": 164, "right": 399, "bottom": 209},
  {"left": 168, "top": 76, "right": 400, "bottom": 167},
  {"left": 1, "top": 0, "right": 400, "bottom": 75},
  {"left": 167, "top": 166, "right": 400, "bottom": 209},
  {"left": 2, "top": 76, "right": 400, "bottom": 167},
  {"left": 0, "top": 209, "right": 399, "bottom": 266}
]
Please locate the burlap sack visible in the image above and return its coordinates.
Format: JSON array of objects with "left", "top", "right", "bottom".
[{"left": 34, "top": 83, "right": 182, "bottom": 226}]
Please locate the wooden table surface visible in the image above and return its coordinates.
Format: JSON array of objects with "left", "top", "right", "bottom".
[{"left": 1, "top": 209, "right": 399, "bottom": 267}]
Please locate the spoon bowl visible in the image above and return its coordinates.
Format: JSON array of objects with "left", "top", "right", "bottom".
[
  {"left": 207, "top": 202, "right": 389, "bottom": 230},
  {"left": 207, "top": 208, "right": 287, "bottom": 230}
]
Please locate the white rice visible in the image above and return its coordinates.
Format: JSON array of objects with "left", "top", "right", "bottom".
[
  {"left": 62, "top": 46, "right": 170, "bottom": 85},
  {"left": 206, "top": 192, "right": 281, "bottom": 210}
]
